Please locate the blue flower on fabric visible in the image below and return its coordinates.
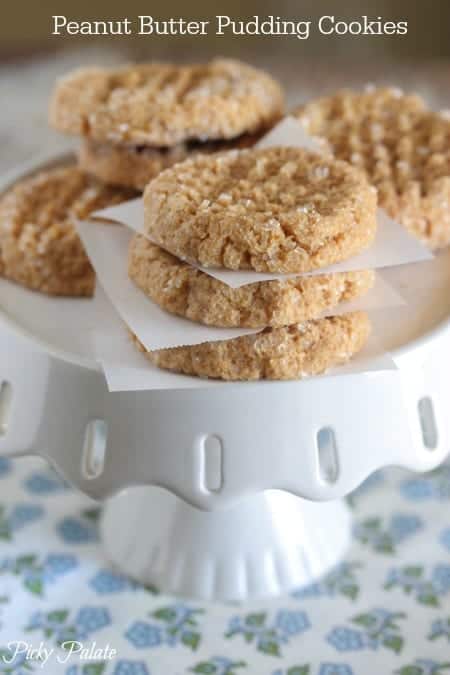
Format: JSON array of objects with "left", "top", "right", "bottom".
[
  {"left": 57, "top": 516, "right": 98, "bottom": 544},
  {"left": 0, "top": 458, "right": 12, "bottom": 478},
  {"left": 431, "top": 565, "right": 450, "bottom": 594},
  {"left": 7, "top": 504, "right": 44, "bottom": 531},
  {"left": 90, "top": 569, "right": 139, "bottom": 594},
  {"left": 275, "top": 610, "right": 310, "bottom": 637},
  {"left": 319, "top": 665, "right": 354, "bottom": 675},
  {"left": 65, "top": 664, "right": 106, "bottom": 675},
  {"left": 400, "top": 478, "right": 435, "bottom": 500},
  {"left": 389, "top": 514, "right": 423, "bottom": 541},
  {"left": 327, "top": 626, "right": 371, "bottom": 652},
  {"left": 0, "top": 504, "right": 43, "bottom": 541},
  {"left": 327, "top": 608, "right": 405, "bottom": 654},
  {"left": 400, "top": 466, "right": 450, "bottom": 501},
  {"left": 440, "top": 528, "right": 450, "bottom": 553},
  {"left": 75, "top": 607, "right": 111, "bottom": 634},
  {"left": 429, "top": 616, "right": 450, "bottom": 642},
  {"left": 113, "top": 662, "right": 151, "bottom": 675},
  {"left": 44, "top": 554, "right": 79, "bottom": 581},
  {"left": 125, "top": 621, "right": 163, "bottom": 649},
  {"left": 24, "top": 470, "right": 68, "bottom": 495}
]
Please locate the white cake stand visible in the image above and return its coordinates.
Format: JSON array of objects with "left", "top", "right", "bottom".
[{"left": 0, "top": 155, "right": 449, "bottom": 601}]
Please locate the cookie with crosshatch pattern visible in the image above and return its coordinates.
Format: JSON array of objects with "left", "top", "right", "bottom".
[
  {"left": 143, "top": 146, "right": 378, "bottom": 274},
  {"left": 0, "top": 165, "right": 134, "bottom": 296},
  {"left": 294, "top": 86, "right": 450, "bottom": 250},
  {"left": 49, "top": 59, "right": 285, "bottom": 190}
]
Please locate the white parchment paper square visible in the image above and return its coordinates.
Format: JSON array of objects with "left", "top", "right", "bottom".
[{"left": 77, "top": 219, "right": 405, "bottom": 352}]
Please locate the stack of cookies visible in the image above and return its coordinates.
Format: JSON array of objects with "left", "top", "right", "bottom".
[
  {"left": 3, "top": 67, "right": 448, "bottom": 382},
  {"left": 50, "top": 59, "right": 285, "bottom": 191},
  {"left": 0, "top": 59, "right": 284, "bottom": 297},
  {"left": 127, "top": 145, "right": 377, "bottom": 380}
]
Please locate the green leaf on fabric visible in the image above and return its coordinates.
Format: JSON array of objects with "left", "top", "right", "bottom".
[
  {"left": 0, "top": 525, "right": 11, "bottom": 541},
  {"left": 383, "top": 634, "right": 404, "bottom": 654},
  {"left": 181, "top": 630, "right": 201, "bottom": 650},
  {"left": 143, "top": 583, "right": 159, "bottom": 595},
  {"left": 363, "top": 517, "right": 382, "bottom": 530},
  {"left": 375, "top": 535, "right": 395, "bottom": 554},
  {"left": 47, "top": 610, "right": 69, "bottom": 623},
  {"left": 403, "top": 566, "right": 423, "bottom": 578},
  {"left": 258, "top": 640, "right": 280, "bottom": 657},
  {"left": 16, "top": 555, "right": 38, "bottom": 566},
  {"left": 24, "top": 577, "right": 43, "bottom": 596},
  {"left": 342, "top": 584, "right": 359, "bottom": 601},
  {"left": 60, "top": 640, "right": 79, "bottom": 652},
  {"left": 245, "top": 612, "right": 266, "bottom": 627},
  {"left": 153, "top": 607, "right": 177, "bottom": 622},
  {"left": 420, "top": 593, "right": 440, "bottom": 607},
  {"left": 395, "top": 667, "right": 423, "bottom": 675},
  {"left": 82, "top": 508, "right": 101, "bottom": 522},
  {"left": 83, "top": 663, "right": 107, "bottom": 675},
  {"left": 59, "top": 627, "right": 79, "bottom": 648},
  {"left": 190, "top": 663, "right": 216, "bottom": 674},
  {"left": 352, "top": 613, "right": 377, "bottom": 628}
]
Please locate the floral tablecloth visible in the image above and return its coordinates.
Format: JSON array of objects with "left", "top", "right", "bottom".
[{"left": 0, "top": 454, "right": 450, "bottom": 675}]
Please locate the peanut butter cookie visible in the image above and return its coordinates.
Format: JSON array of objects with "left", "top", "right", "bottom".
[
  {"left": 129, "top": 234, "right": 374, "bottom": 328},
  {"left": 132, "top": 311, "right": 370, "bottom": 381},
  {"left": 144, "top": 146, "right": 377, "bottom": 273},
  {"left": 0, "top": 166, "right": 134, "bottom": 297},
  {"left": 50, "top": 59, "right": 285, "bottom": 190},
  {"left": 294, "top": 87, "right": 450, "bottom": 249}
]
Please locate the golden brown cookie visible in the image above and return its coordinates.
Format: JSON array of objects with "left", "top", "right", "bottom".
[
  {"left": 129, "top": 234, "right": 375, "bottom": 328},
  {"left": 294, "top": 87, "right": 450, "bottom": 249},
  {"left": 144, "top": 146, "right": 377, "bottom": 274},
  {"left": 132, "top": 311, "right": 370, "bottom": 381},
  {"left": 0, "top": 166, "right": 134, "bottom": 297},
  {"left": 78, "top": 132, "right": 262, "bottom": 191},
  {"left": 50, "top": 59, "right": 285, "bottom": 190}
]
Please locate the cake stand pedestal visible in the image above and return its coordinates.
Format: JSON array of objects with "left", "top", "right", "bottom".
[{"left": 101, "top": 487, "right": 351, "bottom": 601}]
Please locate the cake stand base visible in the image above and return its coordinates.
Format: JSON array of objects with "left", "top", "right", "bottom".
[{"left": 100, "top": 487, "right": 351, "bottom": 602}]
